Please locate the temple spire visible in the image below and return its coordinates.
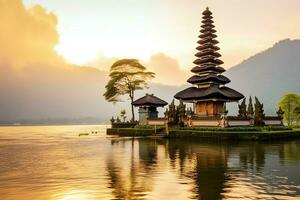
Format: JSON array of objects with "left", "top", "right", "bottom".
[
  {"left": 174, "top": 7, "right": 244, "bottom": 117},
  {"left": 193, "top": 8, "right": 223, "bottom": 68}
]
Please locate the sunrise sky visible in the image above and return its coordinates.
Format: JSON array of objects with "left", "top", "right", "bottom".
[{"left": 22, "top": 0, "right": 300, "bottom": 70}]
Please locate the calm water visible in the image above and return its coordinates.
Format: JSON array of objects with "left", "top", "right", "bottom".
[{"left": 0, "top": 125, "right": 300, "bottom": 200}]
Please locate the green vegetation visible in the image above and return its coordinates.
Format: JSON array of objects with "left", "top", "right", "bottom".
[
  {"left": 237, "top": 96, "right": 265, "bottom": 123},
  {"left": 165, "top": 99, "right": 188, "bottom": 126},
  {"left": 135, "top": 125, "right": 164, "bottom": 129},
  {"left": 120, "top": 109, "right": 127, "bottom": 122},
  {"left": 164, "top": 99, "right": 178, "bottom": 125},
  {"left": 103, "top": 59, "right": 155, "bottom": 121},
  {"left": 179, "top": 126, "right": 291, "bottom": 132},
  {"left": 169, "top": 129, "right": 300, "bottom": 140},
  {"left": 254, "top": 97, "right": 265, "bottom": 125},
  {"left": 106, "top": 125, "right": 299, "bottom": 140},
  {"left": 238, "top": 98, "right": 247, "bottom": 118},
  {"left": 290, "top": 123, "right": 300, "bottom": 129},
  {"left": 294, "top": 107, "right": 300, "bottom": 124},
  {"left": 278, "top": 93, "right": 300, "bottom": 125},
  {"left": 107, "top": 127, "right": 165, "bottom": 136},
  {"left": 247, "top": 96, "right": 254, "bottom": 117}
]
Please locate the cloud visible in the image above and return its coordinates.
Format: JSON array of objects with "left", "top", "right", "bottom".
[
  {"left": 0, "top": 0, "right": 186, "bottom": 122},
  {"left": 0, "top": 0, "right": 118, "bottom": 121},
  {"left": 146, "top": 53, "right": 189, "bottom": 86},
  {"left": 0, "top": 0, "right": 66, "bottom": 69},
  {"left": 88, "top": 52, "right": 190, "bottom": 86},
  {"left": 86, "top": 54, "right": 118, "bottom": 71}
]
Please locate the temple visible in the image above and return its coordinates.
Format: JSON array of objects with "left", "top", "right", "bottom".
[
  {"left": 132, "top": 94, "right": 168, "bottom": 124},
  {"left": 174, "top": 7, "right": 244, "bottom": 117}
]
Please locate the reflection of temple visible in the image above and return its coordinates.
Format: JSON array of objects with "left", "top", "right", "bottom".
[
  {"left": 236, "top": 143, "right": 266, "bottom": 171},
  {"left": 105, "top": 138, "right": 300, "bottom": 199},
  {"left": 106, "top": 139, "right": 156, "bottom": 199},
  {"left": 167, "top": 139, "right": 228, "bottom": 199},
  {"left": 138, "top": 139, "right": 158, "bottom": 167},
  {"left": 106, "top": 138, "right": 173, "bottom": 199},
  {"left": 174, "top": 8, "right": 243, "bottom": 117}
]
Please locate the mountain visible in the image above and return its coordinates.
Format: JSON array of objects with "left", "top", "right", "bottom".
[
  {"left": 0, "top": 63, "right": 184, "bottom": 124},
  {"left": 0, "top": 39, "right": 299, "bottom": 124},
  {"left": 225, "top": 39, "right": 300, "bottom": 114}
]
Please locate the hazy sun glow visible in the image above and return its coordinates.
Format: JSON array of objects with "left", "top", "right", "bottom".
[
  {"left": 56, "top": 190, "right": 91, "bottom": 200},
  {"left": 22, "top": 0, "right": 300, "bottom": 70},
  {"left": 55, "top": 29, "right": 160, "bottom": 65}
]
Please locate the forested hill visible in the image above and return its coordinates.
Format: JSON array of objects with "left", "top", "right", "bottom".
[{"left": 225, "top": 39, "right": 300, "bottom": 114}]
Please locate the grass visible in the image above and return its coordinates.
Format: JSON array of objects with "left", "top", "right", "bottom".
[
  {"left": 179, "top": 126, "right": 292, "bottom": 132},
  {"left": 289, "top": 123, "right": 300, "bottom": 129},
  {"left": 107, "top": 127, "right": 165, "bottom": 136},
  {"left": 135, "top": 125, "right": 165, "bottom": 129},
  {"left": 169, "top": 129, "right": 300, "bottom": 140},
  {"left": 106, "top": 125, "right": 299, "bottom": 141}
]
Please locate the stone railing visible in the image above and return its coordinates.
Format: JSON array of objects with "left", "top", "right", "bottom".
[
  {"left": 263, "top": 116, "right": 283, "bottom": 126},
  {"left": 226, "top": 116, "right": 253, "bottom": 127},
  {"left": 189, "top": 119, "right": 220, "bottom": 127},
  {"left": 145, "top": 115, "right": 283, "bottom": 127},
  {"left": 147, "top": 118, "right": 167, "bottom": 126}
]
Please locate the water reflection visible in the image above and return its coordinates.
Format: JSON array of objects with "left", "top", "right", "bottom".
[
  {"left": 0, "top": 126, "right": 300, "bottom": 199},
  {"left": 105, "top": 138, "right": 300, "bottom": 199}
]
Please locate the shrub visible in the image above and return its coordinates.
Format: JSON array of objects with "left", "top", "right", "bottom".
[
  {"left": 180, "top": 126, "right": 291, "bottom": 132},
  {"left": 135, "top": 125, "right": 164, "bottom": 129},
  {"left": 263, "top": 126, "right": 292, "bottom": 131}
]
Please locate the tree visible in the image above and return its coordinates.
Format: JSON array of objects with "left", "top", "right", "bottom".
[
  {"left": 165, "top": 99, "right": 178, "bottom": 125},
  {"left": 247, "top": 96, "right": 254, "bottom": 118},
  {"left": 278, "top": 93, "right": 300, "bottom": 125},
  {"left": 277, "top": 107, "right": 284, "bottom": 118},
  {"left": 110, "top": 116, "right": 115, "bottom": 124},
  {"left": 254, "top": 97, "right": 265, "bottom": 126},
  {"left": 120, "top": 109, "right": 127, "bottom": 122},
  {"left": 294, "top": 107, "right": 300, "bottom": 124},
  {"left": 103, "top": 59, "right": 155, "bottom": 121},
  {"left": 177, "top": 100, "right": 187, "bottom": 126},
  {"left": 238, "top": 98, "right": 247, "bottom": 118}
]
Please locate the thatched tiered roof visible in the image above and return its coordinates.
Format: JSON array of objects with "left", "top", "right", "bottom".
[
  {"left": 132, "top": 94, "right": 168, "bottom": 107},
  {"left": 174, "top": 7, "right": 244, "bottom": 102}
]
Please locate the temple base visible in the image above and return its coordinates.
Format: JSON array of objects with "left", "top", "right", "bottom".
[
  {"left": 194, "top": 101, "right": 225, "bottom": 117},
  {"left": 138, "top": 106, "right": 158, "bottom": 125}
]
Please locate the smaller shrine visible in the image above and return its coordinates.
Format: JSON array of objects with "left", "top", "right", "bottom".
[{"left": 132, "top": 94, "right": 168, "bottom": 124}]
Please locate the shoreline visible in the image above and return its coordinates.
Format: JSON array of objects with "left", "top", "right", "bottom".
[{"left": 107, "top": 128, "right": 300, "bottom": 141}]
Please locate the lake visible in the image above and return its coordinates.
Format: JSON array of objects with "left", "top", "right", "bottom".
[{"left": 0, "top": 125, "right": 300, "bottom": 200}]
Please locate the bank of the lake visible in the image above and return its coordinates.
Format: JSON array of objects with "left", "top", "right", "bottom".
[{"left": 107, "top": 127, "right": 300, "bottom": 140}]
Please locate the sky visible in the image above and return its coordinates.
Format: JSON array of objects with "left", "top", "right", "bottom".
[
  {"left": 0, "top": 0, "right": 299, "bottom": 120},
  {"left": 23, "top": 0, "right": 300, "bottom": 70}
]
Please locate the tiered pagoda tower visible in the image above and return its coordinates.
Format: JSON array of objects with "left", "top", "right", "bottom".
[{"left": 174, "top": 7, "right": 244, "bottom": 117}]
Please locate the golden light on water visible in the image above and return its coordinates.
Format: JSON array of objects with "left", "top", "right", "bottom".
[
  {"left": 0, "top": 126, "right": 300, "bottom": 199},
  {"left": 56, "top": 190, "right": 94, "bottom": 200}
]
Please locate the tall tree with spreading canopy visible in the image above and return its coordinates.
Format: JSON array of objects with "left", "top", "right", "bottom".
[
  {"left": 278, "top": 93, "right": 300, "bottom": 125},
  {"left": 103, "top": 59, "right": 155, "bottom": 121}
]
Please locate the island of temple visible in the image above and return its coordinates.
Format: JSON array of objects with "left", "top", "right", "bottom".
[
  {"left": 174, "top": 7, "right": 244, "bottom": 117},
  {"left": 108, "top": 7, "right": 285, "bottom": 131}
]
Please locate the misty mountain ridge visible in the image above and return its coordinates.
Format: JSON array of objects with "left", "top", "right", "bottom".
[
  {"left": 225, "top": 38, "right": 300, "bottom": 114},
  {"left": 0, "top": 39, "right": 299, "bottom": 124}
]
